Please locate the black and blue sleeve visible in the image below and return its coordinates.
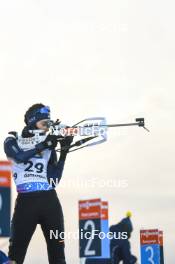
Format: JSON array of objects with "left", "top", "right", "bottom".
[{"left": 4, "top": 137, "right": 46, "bottom": 163}]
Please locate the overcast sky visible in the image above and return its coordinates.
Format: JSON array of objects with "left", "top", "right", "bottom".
[{"left": 0, "top": 0, "right": 175, "bottom": 263}]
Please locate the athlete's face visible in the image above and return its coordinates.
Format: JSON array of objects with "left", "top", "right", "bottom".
[{"left": 36, "top": 119, "right": 50, "bottom": 132}]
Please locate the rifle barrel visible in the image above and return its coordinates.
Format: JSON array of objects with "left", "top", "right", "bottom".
[
  {"left": 77, "top": 122, "right": 142, "bottom": 128},
  {"left": 105, "top": 122, "right": 142, "bottom": 128}
]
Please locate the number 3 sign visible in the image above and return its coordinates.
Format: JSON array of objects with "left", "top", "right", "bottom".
[{"left": 140, "top": 229, "right": 164, "bottom": 264}]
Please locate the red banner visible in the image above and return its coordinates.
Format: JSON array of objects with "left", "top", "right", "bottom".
[
  {"left": 79, "top": 199, "right": 101, "bottom": 220},
  {"left": 159, "top": 231, "right": 163, "bottom": 246},
  {"left": 140, "top": 229, "right": 159, "bottom": 245},
  {"left": 101, "top": 201, "right": 108, "bottom": 220},
  {"left": 140, "top": 229, "right": 164, "bottom": 246},
  {"left": 0, "top": 161, "right": 11, "bottom": 188}
]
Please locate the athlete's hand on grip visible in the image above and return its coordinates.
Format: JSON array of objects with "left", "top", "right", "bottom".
[
  {"left": 42, "top": 134, "right": 58, "bottom": 149},
  {"left": 60, "top": 136, "right": 73, "bottom": 151}
]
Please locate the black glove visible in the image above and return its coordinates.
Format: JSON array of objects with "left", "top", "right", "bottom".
[
  {"left": 42, "top": 135, "right": 58, "bottom": 150},
  {"left": 60, "top": 136, "right": 73, "bottom": 151}
]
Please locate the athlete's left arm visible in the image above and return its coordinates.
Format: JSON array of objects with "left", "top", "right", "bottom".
[{"left": 47, "top": 149, "right": 68, "bottom": 187}]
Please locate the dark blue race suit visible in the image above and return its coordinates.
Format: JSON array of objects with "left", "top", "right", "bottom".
[{"left": 4, "top": 135, "right": 68, "bottom": 264}]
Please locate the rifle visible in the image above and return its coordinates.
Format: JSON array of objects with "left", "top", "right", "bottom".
[{"left": 47, "top": 117, "right": 149, "bottom": 153}]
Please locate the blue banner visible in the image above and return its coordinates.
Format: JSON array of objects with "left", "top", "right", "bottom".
[{"left": 0, "top": 187, "right": 11, "bottom": 237}]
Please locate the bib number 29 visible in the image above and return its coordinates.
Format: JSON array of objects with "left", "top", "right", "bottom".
[{"left": 24, "top": 161, "right": 44, "bottom": 173}]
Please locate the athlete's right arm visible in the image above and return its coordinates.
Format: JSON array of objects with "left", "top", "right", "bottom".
[{"left": 4, "top": 137, "right": 46, "bottom": 163}]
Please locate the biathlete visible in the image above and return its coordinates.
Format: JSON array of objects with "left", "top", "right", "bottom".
[{"left": 4, "top": 103, "right": 73, "bottom": 264}]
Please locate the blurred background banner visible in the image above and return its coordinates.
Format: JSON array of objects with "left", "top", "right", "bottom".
[
  {"left": 79, "top": 198, "right": 110, "bottom": 262},
  {"left": 0, "top": 161, "right": 11, "bottom": 238},
  {"left": 140, "top": 229, "right": 164, "bottom": 264}
]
